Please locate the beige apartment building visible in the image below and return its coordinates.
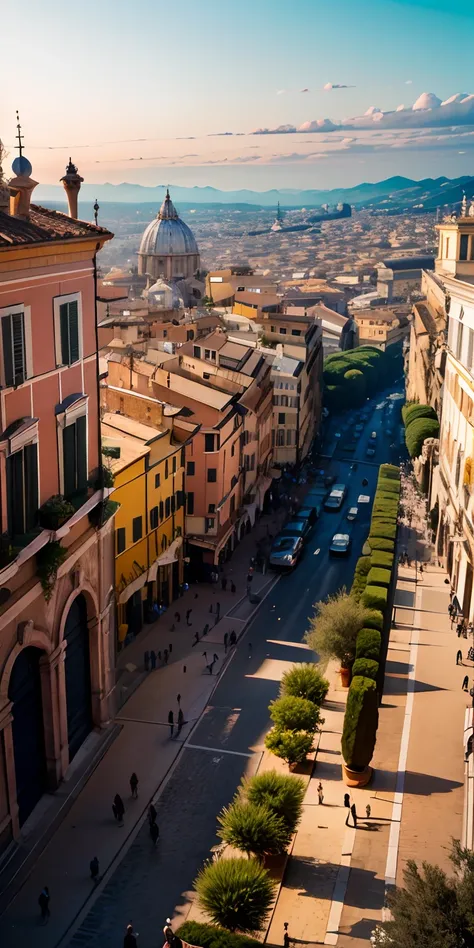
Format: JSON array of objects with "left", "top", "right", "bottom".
[
  {"left": 354, "top": 307, "right": 410, "bottom": 350},
  {"left": 269, "top": 317, "right": 323, "bottom": 466}
]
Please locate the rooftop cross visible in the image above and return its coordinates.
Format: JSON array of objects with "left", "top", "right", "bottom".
[{"left": 15, "top": 110, "right": 24, "bottom": 159}]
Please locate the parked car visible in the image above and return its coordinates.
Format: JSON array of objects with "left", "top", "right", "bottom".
[
  {"left": 329, "top": 533, "right": 352, "bottom": 556},
  {"left": 269, "top": 535, "right": 303, "bottom": 570},
  {"left": 324, "top": 474, "right": 337, "bottom": 488},
  {"left": 369, "top": 431, "right": 377, "bottom": 442},
  {"left": 354, "top": 423, "right": 364, "bottom": 434},
  {"left": 366, "top": 446, "right": 376, "bottom": 457},
  {"left": 296, "top": 505, "right": 318, "bottom": 526},
  {"left": 324, "top": 484, "right": 347, "bottom": 511},
  {"left": 281, "top": 518, "right": 312, "bottom": 542},
  {"left": 346, "top": 506, "right": 358, "bottom": 521}
]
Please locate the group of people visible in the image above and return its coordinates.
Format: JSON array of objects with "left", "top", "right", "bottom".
[{"left": 314, "top": 784, "right": 372, "bottom": 827}]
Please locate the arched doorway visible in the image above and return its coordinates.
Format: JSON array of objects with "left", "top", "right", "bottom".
[
  {"left": 8, "top": 647, "right": 47, "bottom": 826},
  {"left": 64, "top": 594, "right": 92, "bottom": 761}
]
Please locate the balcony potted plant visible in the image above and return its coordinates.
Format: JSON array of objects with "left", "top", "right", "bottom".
[
  {"left": 0, "top": 532, "right": 19, "bottom": 570},
  {"left": 38, "top": 495, "right": 75, "bottom": 531}
]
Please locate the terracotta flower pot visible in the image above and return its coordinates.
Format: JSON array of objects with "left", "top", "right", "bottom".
[
  {"left": 340, "top": 665, "right": 352, "bottom": 687},
  {"left": 342, "top": 762, "right": 373, "bottom": 787}
]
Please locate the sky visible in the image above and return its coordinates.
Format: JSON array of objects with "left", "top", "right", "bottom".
[{"left": 2, "top": 0, "right": 474, "bottom": 193}]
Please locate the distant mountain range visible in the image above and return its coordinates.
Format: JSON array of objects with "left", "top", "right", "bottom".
[{"left": 35, "top": 174, "right": 474, "bottom": 210}]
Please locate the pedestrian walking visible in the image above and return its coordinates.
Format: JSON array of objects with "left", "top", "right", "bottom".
[
  {"left": 148, "top": 802, "right": 157, "bottom": 825},
  {"left": 177, "top": 708, "right": 184, "bottom": 734},
  {"left": 463, "top": 675, "right": 469, "bottom": 691},
  {"left": 457, "top": 650, "right": 463, "bottom": 666},
  {"left": 209, "top": 603, "right": 213, "bottom": 614},
  {"left": 317, "top": 782, "right": 324, "bottom": 805},
  {"left": 186, "top": 609, "right": 192, "bottom": 626},
  {"left": 38, "top": 886, "right": 50, "bottom": 921},
  {"left": 144, "top": 650, "right": 150, "bottom": 672},
  {"left": 419, "top": 562, "right": 424, "bottom": 577},
  {"left": 283, "top": 923, "right": 290, "bottom": 948},
  {"left": 448, "top": 603, "right": 454, "bottom": 620},
  {"left": 168, "top": 710, "right": 174, "bottom": 736},
  {"left": 177, "top": 693, "right": 181, "bottom": 706},
  {"left": 224, "top": 632, "right": 228, "bottom": 653},
  {"left": 130, "top": 772, "right": 139, "bottom": 798},
  {"left": 193, "top": 629, "right": 199, "bottom": 645},
  {"left": 230, "top": 630, "right": 237, "bottom": 646},
  {"left": 231, "top": 581, "right": 236, "bottom": 593},
  {"left": 150, "top": 649, "right": 157, "bottom": 669},
  {"left": 216, "top": 602, "right": 221, "bottom": 619},
  {"left": 248, "top": 642, "right": 252, "bottom": 658},
  {"left": 221, "top": 576, "right": 227, "bottom": 591},
  {"left": 175, "top": 611, "right": 181, "bottom": 623},
  {"left": 366, "top": 804, "right": 371, "bottom": 820},
  {"left": 90, "top": 856, "right": 99, "bottom": 882},
  {"left": 351, "top": 802, "right": 357, "bottom": 828},
  {"left": 164, "top": 648, "right": 169, "bottom": 665},
  {"left": 213, "top": 652, "right": 218, "bottom": 663},
  {"left": 114, "top": 793, "right": 125, "bottom": 825},
  {"left": 344, "top": 792, "right": 351, "bottom": 825},
  {"left": 208, "top": 661, "right": 215, "bottom": 675},
  {"left": 203, "top": 623, "right": 209, "bottom": 636},
  {"left": 124, "top": 923, "right": 138, "bottom": 948},
  {"left": 202, "top": 650, "right": 207, "bottom": 663},
  {"left": 150, "top": 820, "right": 159, "bottom": 847},
  {"left": 169, "top": 642, "right": 173, "bottom": 654}
]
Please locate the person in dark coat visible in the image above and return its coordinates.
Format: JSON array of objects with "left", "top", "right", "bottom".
[
  {"left": 457, "top": 650, "right": 463, "bottom": 665},
  {"left": 150, "top": 820, "right": 159, "bottom": 847},
  {"left": 168, "top": 710, "right": 174, "bottom": 736},
  {"left": 38, "top": 886, "right": 50, "bottom": 921},
  {"left": 148, "top": 802, "right": 157, "bottom": 825},
  {"left": 124, "top": 923, "right": 138, "bottom": 948},
  {"left": 114, "top": 793, "right": 125, "bottom": 824},
  {"left": 90, "top": 857, "right": 99, "bottom": 882},
  {"left": 130, "top": 773, "right": 138, "bottom": 798},
  {"left": 177, "top": 708, "right": 184, "bottom": 734},
  {"left": 150, "top": 649, "right": 157, "bottom": 669},
  {"left": 351, "top": 802, "right": 357, "bottom": 827}
]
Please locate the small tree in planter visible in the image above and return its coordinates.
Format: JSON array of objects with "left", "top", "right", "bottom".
[
  {"left": 265, "top": 728, "right": 314, "bottom": 768},
  {"left": 269, "top": 695, "right": 322, "bottom": 733},
  {"left": 280, "top": 664, "right": 329, "bottom": 707},
  {"left": 217, "top": 801, "right": 290, "bottom": 857},
  {"left": 307, "top": 590, "right": 367, "bottom": 684},
  {"left": 341, "top": 675, "right": 379, "bottom": 786},
  {"left": 195, "top": 857, "right": 275, "bottom": 932},
  {"left": 244, "top": 770, "right": 305, "bottom": 835}
]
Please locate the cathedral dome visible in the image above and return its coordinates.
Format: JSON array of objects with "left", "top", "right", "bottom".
[
  {"left": 139, "top": 190, "right": 198, "bottom": 258},
  {"left": 145, "top": 278, "right": 184, "bottom": 310}
]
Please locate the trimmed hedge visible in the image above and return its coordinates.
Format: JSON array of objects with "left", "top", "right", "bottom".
[
  {"left": 363, "top": 609, "right": 384, "bottom": 632},
  {"left": 405, "top": 417, "right": 440, "bottom": 459},
  {"left": 362, "top": 584, "right": 388, "bottom": 611},
  {"left": 352, "top": 657, "right": 379, "bottom": 680},
  {"left": 341, "top": 675, "right": 379, "bottom": 771},
  {"left": 377, "top": 476, "right": 400, "bottom": 494},
  {"left": 177, "top": 922, "right": 261, "bottom": 948},
  {"left": 370, "top": 551, "right": 394, "bottom": 570},
  {"left": 402, "top": 403, "right": 437, "bottom": 427},
  {"left": 351, "top": 555, "right": 372, "bottom": 601},
  {"left": 356, "top": 627, "right": 382, "bottom": 660},
  {"left": 370, "top": 520, "right": 397, "bottom": 541},
  {"left": 367, "top": 567, "right": 391, "bottom": 588},
  {"left": 368, "top": 536, "right": 395, "bottom": 552}
]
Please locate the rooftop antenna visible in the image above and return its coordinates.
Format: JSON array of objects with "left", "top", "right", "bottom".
[
  {"left": 15, "top": 110, "right": 24, "bottom": 159},
  {"left": 93, "top": 198, "right": 99, "bottom": 225}
]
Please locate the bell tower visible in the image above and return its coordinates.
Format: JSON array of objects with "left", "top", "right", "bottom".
[{"left": 435, "top": 194, "right": 474, "bottom": 280}]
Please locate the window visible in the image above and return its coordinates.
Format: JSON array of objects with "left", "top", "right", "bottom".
[
  {"left": 1, "top": 311, "right": 27, "bottom": 387},
  {"left": 187, "top": 461, "right": 195, "bottom": 475},
  {"left": 460, "top": 234, "right": 469, "bottom": 261},
  {"left": 154, "top": 472, "right": 161, "bottom": 488},
  {"left": 446, "top": 237, "right": 450, "bottom": 258},
  {"left": 231, "top": 443, "right": 235, "bottom": 457},
  {"left": 159, "top": 500, "right": 164, "bottom": 521},
  {"left": 291, "top": 329, "right": 301, "bottom": 336},
  {"left": 276, "top": 429, "right": 285, "bottom": 446},
  {"left": 187, "top": 330, "right": 194, "bottom": 341},
  {"left": 6, "top": 442, "right": 38, "bottom": 537},
  {"left": 63, "top": 415, "right": 87, "bottom": 497},
  {"left": 205, "top": 517, "right": 215, "bottom": 532},
  {"left": 150, "top": 506, "right": 159, "bottom": 529},
  {"left": 187, "top": 492, "right": 194, "bottom": 515},
  {"left": 165, "top": 459, "right": 169, "bottom": 479},
  {"left": 250, "top": 453, "right": 255, "bottom": 471},
  {"left": 204, "top": 349, "right": 217, "bottom": 362},
  {"left": 55, "top": 297, "right": 80, "bottom": 366},
  {"left": 279, "top": 327, "right": 287, "bottom": 335},
  {"left": 278, "top": 412, "right": 286, "bottom": 425},
  {"left": 165, "top": 497, "right": 171, "bottom": 518},
  {"left": 193, "top": 345, "right": 201, "bottom": 358},
  {"left": 181, "top": 447, "right": 185, "bottom": 467},
  {"left": 468, "top": 329, "right": 474, "bottom": 373},
  {"left": 286, "top": 429, "right": 293, "bottom": 445},
  {"left": 163, "top": 330, "right": 167, "bottom": 338},
  {"left": 116, "top": 527, "right": 126, "bottom": 553},
  {"left": 230, "top": 495, "right": 236, "bottom": 515},
  {"left": 132, "top": 516, "right": 142, "bottom": 542},
  {"left": 171, "top": 494, "right": 176, "bottom": 513},
  {"left": 176, "top": 490, "right": 184, "bottom": 509},
  {"left": 207, "top": 468, "right": 217, "bottom": 483},
  {"left": 208, "top": 503, "right": 216, "bottom": 513},
  {"left": 271, "top": 326, "right": 275, "bottom": 333},
  {"left": 203, "top": 372, "right": 210, "bottom": 380},
  {"left": 172, "top": 456, "right": 177, "bottom": 474}
]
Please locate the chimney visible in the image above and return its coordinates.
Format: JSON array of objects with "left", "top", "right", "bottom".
[
  {"left": 9, "top": 155, "right": 38, "bottom": 219},
  {"left": 61, "top": 158, "right": 84, "bottom": 219}
]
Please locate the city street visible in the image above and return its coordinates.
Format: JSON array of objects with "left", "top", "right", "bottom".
[{"left": 0, "top": 388, "right": 403, "bottom": 948}]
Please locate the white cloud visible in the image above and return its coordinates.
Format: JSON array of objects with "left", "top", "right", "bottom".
[
  {"left": 276, "top": 89, "right": 287, "bottom": 96},
  {"left": 323, "top": 82, "right": 355, "bottom": 90},
  {"left": 412, "top": 92, "right": 442, "bottom": 110},
  {"left": 405, "top": 80, "right": 413, "bottom": 85},
  {"left": 298, "top": 118, "right": 337, "bottom": 132}
]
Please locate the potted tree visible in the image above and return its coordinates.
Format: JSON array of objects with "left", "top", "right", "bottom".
[
  {"left": 38, "top": 495, "right": 75, "bottom": 531},
  {"left": 306, "top": 590, "right": 368, "bottom": 688},
  {"left": 341, "top": 675, "right": 379, "bottom": 787}
]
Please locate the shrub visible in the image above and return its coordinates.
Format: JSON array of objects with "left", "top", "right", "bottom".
[
  {"left": 280, "top": 664, "right": 329, "bottom": 707},
  {"left": 377, "top": 476, "right": 401, "bottom": 494},
  {"left": 367, "top": 567, "right": 391, "bottom": 588},
  {"left": 217, "top": 801, "right": 290, "bottom": 857},
  {"left": 354, "top": 555, "right": 372, "bottom": 578},
  {"left": 352, "top": 657, "right": 379, "bottom": 680},
  {"left": 370, "top": 551, "right": 394, "bottom": 570},
  {"left": 362, "top": 584, "right": 388, "bottom": 611},
  {"left": 176, "top": 922, "right": 261, "bottom": 948},
  {"left": 351, "top": 555, "right": 372, "bottom": 601},
  {"left": 344, "top": 368, "right": 366, "bottom": 405},
  {"left": 195, "top": 857, "right": 275, "bottom": 932},
  {"left": 269, "top": 695, "right": 322, "bottom": 733},
  {"left": 307, "top": 590, "right": 367, "bottom": 666},
  {"left": 356, "top": 628, "right": 382, "bottom": 660},
  {"left": 341, "top": 676, "right": 379, "bottom": 771},
  {"left": 245, "top": 771, "right": 305, "bottom": 835},
  {"left": 370, "top": 520, "right": 397, "bottom": 541},
  {"left": 379, "top": 463, "right": 401, "bottom": 480},
  {"left": 362, "top": 610, "right": 384, "bottom": 632},
  {"left": 368, "top": 536, "right": 395, "bottom": 552},
  {"left": 402, "top": 403, "right": 437, "bottom": 427},
  {"left": 265, "top": 728, "right": 314, "bottom": 766},
  {"left": 405, "top": 417, "right": 440, "bottom": 458}
]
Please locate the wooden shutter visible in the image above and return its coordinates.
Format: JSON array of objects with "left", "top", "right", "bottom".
[
  {"left": 24, "top": 442, "right": 38, "bottom": 531},
  {"left": 11, "top": 313, "right": 26, "bottom": 383},
  {"left": 75, "top": 415, "right": 87, "bottom": 492},
  {"left": 68, "top": 301, "right": 80, "bottom": 364},
  {"left": 2, "top": 316, "right": 13, "bottom": 386},
  {"left": 60, "top": 303, "right": 70, "bottom": 365},
  {"left": 63, "top": 424, "right": 76, "bottom": 497},
  {"left": 7, "top": 451, "right": 24, "bottom": 536}
]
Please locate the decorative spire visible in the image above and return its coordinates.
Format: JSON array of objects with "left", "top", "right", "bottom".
[
  {"left": 10, "top": 111, "right": 37, "bottom": 218},
  {"left": 158, "top": 187, "right": 179, "bottom": 221},
  {"left": 93, "top": 199, "right": 99, "bottom": 225},
  {"left": 60, "top": 157, "right": 84, "bottom": 218},
  {"left": 15, "top": 110, "right": 24, "bottom": 159}
]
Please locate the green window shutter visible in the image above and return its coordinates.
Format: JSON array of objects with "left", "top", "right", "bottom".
[
  {"left": 68, "top": 301, "right": 80, "bottom": 363},
  {"left": 63, "top": 424, "right": 76, "bottom": 497},
  {"left": 60, "top": 303, "right": 70, "bottom": 364},
  {"left": 7, "top": 451, "right": 24, "bottom": 536},
  {"left": 24, "top": 442, "right": 38, "bottom": 531},
  {"left": 11, "top": 313, "right": 26, "bottom": 382},
  {"left": 2, "top": 315, "right": 13, "bottom": 386},
  {"left": 75, "top": 415, "right": 87, "bottom": 492}
]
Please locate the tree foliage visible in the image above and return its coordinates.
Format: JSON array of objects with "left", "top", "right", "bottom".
[
  {"left": 307, "top": 590, "right": 367, "bottom": 666},
  {"left": 341, "top": 675, "right": 379, "bottom": 771},
  {"left": 176, "top": 922, "right": 261, "bottom": 948},
  {"left": 280, "top": 663, "right": 329, "bottom": 707},
  {"left": 244, "top": 771, "right": 305, "bottom": 835},
  {"left": 217, "top": 801, "right": 290, "bottom": 857},
  {"left": 269, "top": 695, "right": 322, "bottom": 733},
  {"left": 265, "top": 728, "right": 313, "bottom": 766},
  {"left": 405, "top": 417, "right": 440, "bottom": 458},
  {"left": 195, "top": 857, "right": 275, "bottom": 933}
]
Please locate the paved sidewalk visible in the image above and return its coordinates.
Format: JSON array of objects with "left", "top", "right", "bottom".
[{"left": 0, "top": 505, "right": 289, "bottom": 948}]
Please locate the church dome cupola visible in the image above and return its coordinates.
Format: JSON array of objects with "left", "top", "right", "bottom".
[{"left": 138, "top": 188, "right": 199, "bottom": 283}]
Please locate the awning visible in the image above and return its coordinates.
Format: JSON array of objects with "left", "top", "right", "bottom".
[
  {"left": 255, "top": 475, "right": 272, "bottom": 508},
  {"left": 188, "top": 520, "right": 235, "bottom": 564},
  {"left": 147, "top": 537, "right": 183, "bottom": 582},
  {"left": 118, "top": 570, "right": 148, "bottom": 604},
  {"left": 245, "top": 502, "right": 258, "bottom": 527}
]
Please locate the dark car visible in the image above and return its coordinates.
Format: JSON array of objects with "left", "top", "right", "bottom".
[
  {"left": 329, "top": 533, "right": 352, "bottom": 556},
  {"left": 354, "top": 423, "right": 364, "bottom": 434},
  {"left": 366, "top": 446, "right": 376, "bottom": 457},
  {"left": 269, "top": 535, "right": 303, "bottom": 570},
  {"left": 281, "top": 518, "right": 312, "bottom": 542},
  {"left": 323, "top": 484, "right": 347, "bottom": 511},
  {"left": 296, "top": 505, "right": 318, "bottom": 526},
  {"left": 324, "top": 474, "right": 337, "bottom": 488}
]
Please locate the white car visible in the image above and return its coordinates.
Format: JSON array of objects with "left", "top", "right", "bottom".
[{"left": 346, "top": 506, "right": 358, "bottom": 521}]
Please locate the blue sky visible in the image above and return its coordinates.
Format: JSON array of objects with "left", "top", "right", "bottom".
[{"left": 1, "top": 0, "right": 474, "bottom": 191}]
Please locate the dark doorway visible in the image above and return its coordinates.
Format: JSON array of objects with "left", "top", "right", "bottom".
[
  {"left": 464, "top": 563, "right": 473, "bottom": 621},
  {"left": 64, "top": 594, "right": 92, "bottom": 761},
  {"left": 172, "top": 560, "right": 180, "bottom": 600},
  {"left": 9, "top": 647, "right": 47, "bottom": 826},
  {"left": 125, "top": 590, "right": 143, "bottom": 640}
]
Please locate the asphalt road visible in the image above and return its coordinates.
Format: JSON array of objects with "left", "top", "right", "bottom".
[{"left": 66, "top": 385, "right": 404, "bottom": 948}]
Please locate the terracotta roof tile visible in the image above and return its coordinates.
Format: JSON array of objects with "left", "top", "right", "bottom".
[{"left": 0, "top": 204, "right": 113, "bottom": 248}]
